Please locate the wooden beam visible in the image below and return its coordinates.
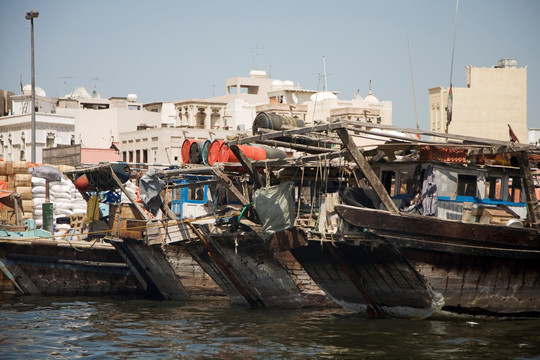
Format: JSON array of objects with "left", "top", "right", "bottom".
[
  {"left": 156, "top": 165, "right": 220, "bottom": 178},
  {"left": 340, "top": 119, "right": 536, "bottom": 149},
  {"left": 254, "top": 139, "right": 337, "bottom": 154},
  {"left": 516, "top": 151, "right": 540, "bottom": 229},
  {"left": 335, "top": 127, "right": 399, "bottom": 214},
  {"left": 228, "top": 122, "right": 343, "bottom": 146},
  {"left": 109, "top": 166, "right": 149, "bottom": 221},
  {"left": 186, "top": 222, "right": 264, "bottom": 307},
  {"left": 229, "top": 145, "right": 265, "bottom": 189},
  {"left": 212, "top": 168, "right": 250, "bottom": 206}
]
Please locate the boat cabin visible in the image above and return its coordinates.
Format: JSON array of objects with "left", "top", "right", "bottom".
[{"left": 372, "top": 160, "right": 528, "bottom": 221}]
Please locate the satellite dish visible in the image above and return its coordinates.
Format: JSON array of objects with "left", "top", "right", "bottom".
[{"left": 292, "top": 92, "right": 298, "bottom": 104}]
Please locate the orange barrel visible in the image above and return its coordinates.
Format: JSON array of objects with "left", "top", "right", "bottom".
[
  {"left": 207, "top": 140, "right": 225, "bottom": 165},
  {"left": 219, "top": 144, "right": 286, "bottom": 163},
  {"left": 181, "top": 139, "right": 202, "bottom": 163},
  {"left": 189, "top": 141, "right": 205, "bottom": 164}
]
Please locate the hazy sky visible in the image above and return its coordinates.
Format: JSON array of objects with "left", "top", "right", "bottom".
[{"left": 1, "top": 0, "right": 539, "bottom": 131}]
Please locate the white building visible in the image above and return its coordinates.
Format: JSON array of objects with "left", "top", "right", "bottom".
[{"left": 0, "top": 85, "right": 166, "bottom": 163}]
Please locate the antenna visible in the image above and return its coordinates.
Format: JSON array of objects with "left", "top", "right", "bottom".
[
  {"left": 446, "top": 0, "right": 459, "bottom": 134},
  {"left": 90, "top": 76, "right": 101, "bottom": 90},
  {"left": 250, "top": 44, "right": 263, "bottom": 70},
  {"left": 57, "top": 76, "right": 74, "bottom": 96},
  {"left": 407, "top": 37, "right": 420, "bottom": 131},
  {"left": 323, "top": 56, "right": 328, "bottom": 92}
]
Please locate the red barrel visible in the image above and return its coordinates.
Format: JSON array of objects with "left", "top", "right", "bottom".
[
  {"left": 219, "top": 144, "right": 269, "bottom": 163},
  {"left": 181, "top": 139, "right": 202, "bottom": 163},
  {"left": 207, "top": 140, "right": 225, "bottom": 165}
]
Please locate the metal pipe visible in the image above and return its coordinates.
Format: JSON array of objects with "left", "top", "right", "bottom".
[{"left": 25, "top": 10, "right": 39, "bottom": 162}]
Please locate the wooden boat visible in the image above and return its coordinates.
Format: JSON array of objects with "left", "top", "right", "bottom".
[
  {"left": 0, "top": 187, "right": 141, "bottom": 296},
  {"left": 65, "top": 163, "right": 333, "bottom": 307},
  {"left": 228, "top": 116, "right": 540, "bottom": 317}
]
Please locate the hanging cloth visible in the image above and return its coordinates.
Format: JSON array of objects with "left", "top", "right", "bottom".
[
  {"left": 421, "top": 164, "right": 438, "bottom": 216},
  {"left": 86, "top": 194, "right": 100, "bottom": 225}
]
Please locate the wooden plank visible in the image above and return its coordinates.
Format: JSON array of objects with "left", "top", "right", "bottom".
[
  {"left": 340, "top": 119, "right": 536, "bottom": 149},
  {"left": 186, "top": 222, "right": 264, "bottom": 307},
  {"left": 229, "top": 144, "right": 265, "bottom": 189},
  {"left": 157, "top": 165, "right": 220, "bottom": 178},
  {"left": 254, "top": 139, "right": 337, "bottom": 154},
  {"left": 228, "top": 122, "right": 343, "bottom": 146},
  {"left": 516, "top": 151, "right": 540, "bottom": 229},
  {"left": 324, "top": 242, "right": 385, "bottom": 317},
  {"left": 0, "top": 259, "right": 41, "bottom": 295},
  {"left": 212, "top": 168, "right": 250, "bottom": 206},
  {"left": 335, "top": 127, "right": 399, "bottom": 214}
]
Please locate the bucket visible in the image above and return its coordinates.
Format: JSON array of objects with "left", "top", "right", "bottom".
[
  {"left": 252, "top": 112, "right": 305, "bottom": 135},
  {"left": 181, "top": 139, "right": 202, "bottom": 164},
  {"left": 189, "top": 141, "right": 204, "bottom": 164},
  {"left": 201, "top": 140, "right": 213, "bottom": 165},
  {"left": 207, "top": 140, "right": 224, "bottom": 165}
]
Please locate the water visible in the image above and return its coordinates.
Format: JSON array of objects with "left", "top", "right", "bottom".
[{"left": 1, "top": 295, "right": 540, "bottom": 359}]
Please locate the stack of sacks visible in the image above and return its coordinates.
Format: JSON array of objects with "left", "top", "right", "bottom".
[
  {"left": 49, "top": 177, "right": 76, "bottom": 219},
  {"left": 72, "top": 186, "right": 87, "bottom": 215},
  {"left": 31, "top": 176, "right": 47, "bottom": 227},
  {"left": 31, "top": 173, "right": 87, "bottom": 228}
]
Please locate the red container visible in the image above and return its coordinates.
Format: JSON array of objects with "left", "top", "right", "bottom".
[
  {"left": 181, "top": 139, "right": 202, "bottom": 163},
  {"left": 207, "top": 140, "right": 225, "bottom": 165},
  {"left": 219, "top": 144, "right": 268, "bottom": 163}
]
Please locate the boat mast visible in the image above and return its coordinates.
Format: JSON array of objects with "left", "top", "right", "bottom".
[{"left": 446, "top": 0, "right": 459, "bottom": 134}]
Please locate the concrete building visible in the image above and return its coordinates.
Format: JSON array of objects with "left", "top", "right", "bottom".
[
  {"left": 529, "top": 128, "right": 540, "bottom": 146},
  {"left": 429, "top": 59, "right": 527, "bottom": 142},
  {"left": 144, "top": 102, "right": 178, "bottom": 127},
  {"left": 0, "top": 112, "right": 74, "bottom": 163},
  {"left": 0, "top": 85, "right": 166, "bottom": 163},
  {"left": 175, "top": 99, "right": 227, "bottom": 129}
]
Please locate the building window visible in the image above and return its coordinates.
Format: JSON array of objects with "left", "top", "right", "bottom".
[
  {"left": 71, "top": 135, "right": 75, "bottom": 145},
  {"left": 46, "top": 133, "right": 55, "bottom": 148},
  {"left": 123, "top": 151, "right": 127, "bottom": 162}
]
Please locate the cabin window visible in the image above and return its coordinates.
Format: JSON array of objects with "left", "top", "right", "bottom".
[
  {"left": 173, "top": 188, "right": 181, "bottom": 201},
  {"left": 188, "top": 186, "right": 205, "bottom": 201},
  {"left": 381, "top": 171, "right": 396, "bottom": 196},
  {"left": 485, "top": 177, "right": 502, "bottom": 200},
  {"left": 457, "top": 174, "right": 477, "bottom": 197},
  {"left": 398, "top": 170, "right": 415, "bottom": 195},
  {"left": 507, "top": 177, "right": 522, "bottom": 203}
]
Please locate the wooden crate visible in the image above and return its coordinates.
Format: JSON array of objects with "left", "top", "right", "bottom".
[{"left": 108, "top": 204, "right": 146, "bottom": 239}]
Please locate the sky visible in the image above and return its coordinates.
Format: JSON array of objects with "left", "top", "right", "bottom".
[{"left": 1, "top": 0, "right": 539, "bottom": 131}]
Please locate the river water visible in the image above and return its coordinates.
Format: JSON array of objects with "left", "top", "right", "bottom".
[{"left": 1, "top": 294, "right": 540, "bottom": 359}]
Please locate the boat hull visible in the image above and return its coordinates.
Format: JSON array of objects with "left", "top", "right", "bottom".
[
  {"left": 0, "top": 238, "right": 141, "bottom": 296},
  {"left": 335, "top": 204, "right": 540, "bottom": 316}
]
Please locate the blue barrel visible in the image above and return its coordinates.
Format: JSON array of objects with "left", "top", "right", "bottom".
[{"left": 201, "top": 140, "right": 212, "bottom": 165}]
